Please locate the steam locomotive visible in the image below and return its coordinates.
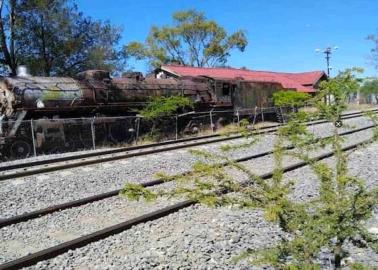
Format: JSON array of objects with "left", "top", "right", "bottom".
[{"left": 0, "top": 69, "right": 282, "bottom": 159}]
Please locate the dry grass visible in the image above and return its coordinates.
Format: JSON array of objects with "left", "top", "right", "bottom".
[
  {"left": 299, "top": 106, "right": 318, "bottom": 113},
  {"left": 94, "top": 119, "right": 284, "bottom": 149},
  {"left": 346, "top": 103, "right": 378, "bottom": 111},
  {"left": 299, "top": 104, "right": 378, "bottom": 114}
]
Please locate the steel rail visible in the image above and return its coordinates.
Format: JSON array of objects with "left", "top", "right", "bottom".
[
  {"left": 0, "top": 126, "right": 277, "bottom": 181},
  {"left": 0, "top": 109, "right": 375, "bottom": 181},
  {"left": 0, "top": 129, "right": 374, "bottom": 270},
  {"left": 0, "top": 123, "right": 375, "bottom": 229}
]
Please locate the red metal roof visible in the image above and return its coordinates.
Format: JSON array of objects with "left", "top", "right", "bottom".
[{"left": 161, "top": 65, "right": 326, "bottom": 93}]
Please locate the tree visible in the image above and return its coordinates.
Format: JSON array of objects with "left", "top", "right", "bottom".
[
  {"left": 360, "top": 78, "right": 378, "bottom": 104},
  {"left": 272, "top": 90, "right": 311, "bottom": 107},
  {"left": 122, "top": 69, "right": 378, "bottom": 269},
  {"left": 318, "top": 67, "right": 363, "bottom": 116},
  {"left": 124, "top": 9, "right": 248, "bottom": 69},
  {"left": 0, "top": 0, "right": 124, "bottom": 76},
  {"left": 0, "top": 0, "right": 19, "bottom": 75},
  {"left": 367, "top": 31, "right": 378, "bottom": 70}
]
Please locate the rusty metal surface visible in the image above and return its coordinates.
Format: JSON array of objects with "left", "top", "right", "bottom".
[
  {"left": 0, "top": 71, "right": 217, "bottom": 117},
  {"left": 3, "top": 76, "right": 83, "bottom": 112},
  {"left": 0, "top": 69, "right": 291, "bottom": 120}
]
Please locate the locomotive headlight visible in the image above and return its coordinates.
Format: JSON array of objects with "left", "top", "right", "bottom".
[{"left": 36, "top": 99, "right": 45, "bottom": 108}]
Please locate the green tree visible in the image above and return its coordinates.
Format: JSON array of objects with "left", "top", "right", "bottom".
[
  {"left": 0, "top": 0, "right": 19, "bottom": 75},
  {"left": 0, "top": 0, "right": 124, "bottom": 76},
  {"left": 122, "top": 69, "right": 378, "bottom": 269},
  {"left": 360, "top": 78, "right": 378, "bottom": 104},
  {"left": 124, "top": 9, "right": 248, "bottom": 69},
  {"left": 317, "top": 68, "right": 363, "bottom": 119},
  {"left": 139, "top": 95, "right": 192, "bottom": 120},
  {"left": 367, "top": 31, "right": 378, "bottom": 70}
]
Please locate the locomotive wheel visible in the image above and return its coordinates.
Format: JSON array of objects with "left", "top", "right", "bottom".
[
  {"left": 9, "top": 139, "right": 32, "bottom": 159},
  {"left": 63, "top": 139, "right": 78, "bottom": 152}
]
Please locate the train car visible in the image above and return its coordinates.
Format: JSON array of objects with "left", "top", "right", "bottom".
[
  {"left": 0, "top": 70, "right": 217, "bottom": 158},
  {"left": 0, "top": 69, "right": 284, "bottom": 159},
  {"left": 195, "top": 76, "right": 283, "bottom": 112}
]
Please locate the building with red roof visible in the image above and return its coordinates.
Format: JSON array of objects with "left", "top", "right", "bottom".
[{"left": 157, "top": 65, "right": 327, "bottom": 93}]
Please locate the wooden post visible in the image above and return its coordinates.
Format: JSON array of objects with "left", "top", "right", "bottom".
[
  {"left": 175, "top": 115, "right": 178, "bottom": 140},
  {"left": 210, "top": 110, "right": 214, "bottom": 134},
  {"left": 91, "top": 117, "right": 96, "bottom": 150},
  {"left": 30, "top": 120, "right": 37, "bottom": 157}
]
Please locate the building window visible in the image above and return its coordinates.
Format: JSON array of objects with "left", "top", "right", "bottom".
[{"left": 222, "top": 83, "right": 230, "bottom": 96}]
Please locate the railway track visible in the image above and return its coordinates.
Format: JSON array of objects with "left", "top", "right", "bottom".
[
  {"left": 0, "top": 122, "right": 375, "bottom": 228},
  {"left": 0, "top": 108, "right": 376, "bottom": 182},
  {"left": 0, "top": 123, "right": 376, "bottom": 270}
]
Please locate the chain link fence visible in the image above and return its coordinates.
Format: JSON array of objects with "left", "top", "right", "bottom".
[{"left": 0, "top": 107, "right": 285, "bottom": 161}]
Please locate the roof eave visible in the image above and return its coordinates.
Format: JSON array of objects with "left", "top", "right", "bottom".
[
  {"left": 311, "top": 71, "right": 327, "bottom": 85},
  {"left": 160, "top": 66, "right": 182, "bottom": 78}
]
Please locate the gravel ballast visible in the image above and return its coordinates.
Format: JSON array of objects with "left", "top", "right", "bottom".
[
  {"left": 26, "top": 205, "right": 282, "bottom": 270},
  {"left": 0, "top": 185, "right": 182, "bottom": 264},
  {"left": 0, "top": 119, "right": 371, "bottom": 269},
  {"left": 21, "top": 140, "right": 378, "bottom": 270}
]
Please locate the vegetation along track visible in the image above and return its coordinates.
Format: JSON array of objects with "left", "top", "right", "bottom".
[
  {"left": 0, "top": 122, "right": 375, "bottom": 270},
  {"left": 0, "top": 109, "right": 376, "bottom": 182}
]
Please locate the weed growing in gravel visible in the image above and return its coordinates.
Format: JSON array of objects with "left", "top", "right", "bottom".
[
  {"left": 120, "top": 68, "right": 378, "bottom": 269},
  {"left": 120, "top": 183, "right": 157, "bottom": 201}
]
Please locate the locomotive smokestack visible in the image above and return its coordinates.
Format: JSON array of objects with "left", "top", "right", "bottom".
[{"left": 17, "top": 66, "right": 30, "bottom": 77}]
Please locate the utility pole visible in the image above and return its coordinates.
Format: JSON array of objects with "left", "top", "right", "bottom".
[
  {"left": 316, "top": 46, "right": 338, "bottom": 77},
  {"left": 325, "top": 47, "right": 331, "bottom": 76},
  {"left": 316, "top": 46, "right": 338, "bottom": 104}
]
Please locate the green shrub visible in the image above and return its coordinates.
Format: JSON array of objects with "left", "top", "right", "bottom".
[
  {"left": 272, "top": 90, "right": 311, "bottom": 107},
  {"left": 139, "top": 96, "right": 193, "bottom": 120}
]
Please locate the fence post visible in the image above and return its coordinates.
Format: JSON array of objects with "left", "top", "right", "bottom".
[
  {"left": 30, "top": 120, "right": 37, "bottom": 157},
  {"left": 175, "top": 115, "right": 178, "bottom": 140},
  {"left": 91, "top": 117, "right": 96, "bottom": 150},
  {"left": 261, "top": 108, "right": 265, "bottom": 122},
  {"left": 236, "top": 109, "right": 240, "bottom": 126},
  {"left": 252, "top": 107, "right": 258, "bottom": 128},
  {"left": 280, "top": 107, "right": 285, "bottom": 124},
  {"left": 135, "top": 117, "right": 140, "bottom": 145},
  {"left": 210, "top": 109, "right": 214, "bottom": 134}
]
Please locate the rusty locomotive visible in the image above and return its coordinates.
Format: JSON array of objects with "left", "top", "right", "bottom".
[{"left": 0, "top": 69, "right": 283, "bottom": 159}]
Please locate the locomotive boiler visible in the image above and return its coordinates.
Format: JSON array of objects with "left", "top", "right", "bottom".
[{"left": 0, "top": 70, "right": 214, "bottom": 119}]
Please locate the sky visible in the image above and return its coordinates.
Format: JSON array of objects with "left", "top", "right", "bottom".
[{"left": 76, "top": 0, "right": 378, "bottom": 77}]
